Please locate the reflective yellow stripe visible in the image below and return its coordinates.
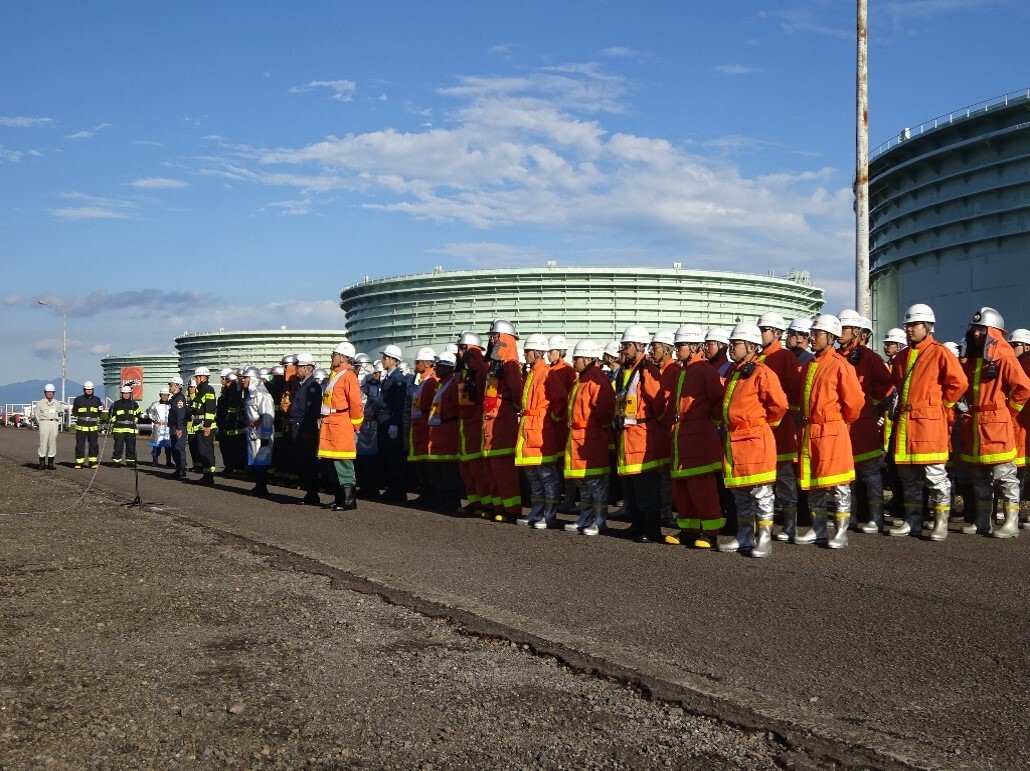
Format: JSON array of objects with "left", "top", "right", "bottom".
[
  {"left": 318, "top": 449, "right": 356, "bottom": 460},
  {"left": 670, "top": 462, "right": 722, "bottom": 478},
  {"left": 853, "top": 448, "right": 882, "bottom": 463},
  {"left": 724, "top": 468, "right": 776, "bottom": 487},
  {"left": 800, "top": 469, "right": 856, "bottom": 490}
]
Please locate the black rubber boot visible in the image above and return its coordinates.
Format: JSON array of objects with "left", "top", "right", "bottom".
[
  {"left": 47, "top": 457, "right": 55, "bottom": 470},
  {"left": 38, "top": 456, "right": 45, "bottom": 470}
]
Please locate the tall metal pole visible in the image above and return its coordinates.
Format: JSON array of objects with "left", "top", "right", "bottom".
[
  {"left": 856, "top": 0, "right": 871, "bottom": 318},
  {"left": 37, "top": 300, "right": 68, "bottom": 404}
]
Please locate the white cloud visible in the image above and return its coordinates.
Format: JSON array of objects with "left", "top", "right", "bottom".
[
  {"left": 90, "top": 343, "right": 113, "bottom": 356},
  {"left": 290, "top": 79, "right": 357, "bottom": 102},
  {"left": 715, "top": 64, "right": 760, "bottom": 75},
  {"left": 0, "top": 116, "right": 54, "bottom": 128},
  {"left": 51, "top": 192, "right": 138, "bottom": 220},
  {"left": 259, "top": 198, "right": 314, "bottom": 216},
  {"left": 1, "top": 146, "right": 22, "bottom": 162},
  {"left": 129, "top": 177, "right": 188, "bottom": 189},
  {"left": 64, "top": 123, "right": 112, "bottom": 140}
]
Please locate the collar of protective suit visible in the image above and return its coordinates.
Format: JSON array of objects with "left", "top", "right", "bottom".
[
  {"left": 979, "top": 326, "right": 1015, "bottom": 361},
  {"left": 493, "top": 333, "right": 519, "bottom": 363}
]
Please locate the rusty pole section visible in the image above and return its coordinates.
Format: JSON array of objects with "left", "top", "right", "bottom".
[{"left": 855, "top": 0, "right": 871, "bottom": 318}]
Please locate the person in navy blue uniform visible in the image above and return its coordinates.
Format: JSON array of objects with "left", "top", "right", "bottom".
[
  {"left": 289, "top": 353, "right": 325, "bottom": 504},
  {"left": 166, "top": 376, "right": 189, "bottom": 479}
]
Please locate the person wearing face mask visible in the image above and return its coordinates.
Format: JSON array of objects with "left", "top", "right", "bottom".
[{"left": 957, "top": 307, "right": 1030, "bottom": 538}]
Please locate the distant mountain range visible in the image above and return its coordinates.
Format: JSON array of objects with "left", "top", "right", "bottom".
[{"left": 0, "top": 379, "right": 85, "bottom": 405}]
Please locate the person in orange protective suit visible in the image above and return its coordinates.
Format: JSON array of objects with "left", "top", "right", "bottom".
[
  {"left": 481, "top": 320, "right": 524, "bottom": 521},
  {"left": 426, "top": 351, "right": 463, "bottom": 512},
  {"left": 755, "top": 312, "right": 802, "bottom": 542},
  {"left": 408, "top": 347, "right": 439, "bottom": 506},
  {"left": 317, "top": 342, "right": 364, "bottom": 511},
  {"left": 886, "top": 303, "right": 968, "bottom": 540},
  {"left": 562, "top": 340, "right": 616, "bottom": 536},
  {"left": 958, "top": 308, "right": 1030, "bottom": 538},
  {"left": 615, "top": 324, "right": 669, "bottom": 543},
  {"left": 515, "top": 334, "right": 570, "bottom": 529},
  {"left": 836, "top": 310, "right": 895, "bottom": 534},
  {"left": 717, "top": 323, "right": 789, "bottom": 558},
  {"left": 660, "top": 324, "right": 725, "bottom": 549},
  {"left": 792, "top": 314, "right": 865, "bottom": 548},
  {"left": 1007, "top": 327, "right": 1030, "bottom": 529},
  {"left": 456, "top": 332, "right": 488, "bottom": 514},
  {"left": 547, "top": 334, "right": 579, "bottom": 514}
]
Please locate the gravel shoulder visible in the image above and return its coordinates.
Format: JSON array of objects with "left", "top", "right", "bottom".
[{"left": 0, "top": 455, "right": 801, "bottom": 770}]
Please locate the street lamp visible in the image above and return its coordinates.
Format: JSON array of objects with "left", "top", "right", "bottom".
[{"left": 37, "top": 299, "right": 67, "bottom": 405}]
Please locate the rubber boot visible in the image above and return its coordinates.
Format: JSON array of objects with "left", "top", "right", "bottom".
[
  {"left": 47, "top": 457, "right": 55, "bottom": 470},
  {"left": 960, "top": 498, "right": 993, "bottom": 535},
  {"left": 929, "top": 505, "right": 950, "bottom": 541},
  {"left": 718, "top": 518, "right": 755, "bottom": 554},
  {"left": 517, "top": 496, "right": 545, "bottom": 526},
  {"left": 827, "top": 513, "right": 850, "bottom": 549},
  {"left": 533, "top": 499, "right": 558, "bottom": 529},
  {"left": 794, "top": 511, "right": 827, "bottom": 545},
  {"left": 993, "top": 503, "right": 1020, "bottom": 539},
  {"left": 251, "top": 481, "right": 269, "bottom": 498},
  {"left": 888, "top": 504, "right": 921, "bottom": 537},
  {"left": 750, "top": 519, "right": 773, "bottom": 558},
  {"left": 775, "top": 505, "right": 797, "bottom": 542},
  {"left": 582, "top": 506, "right": 605, "bottom": 536},
  {"left": 38, "top": 456, "right": 45, "bottom": 470},
  {"left": 860, "top": 499, "right": 885, "bottom": 534},
  {"left": 339, "top": 485, "right": 358, "bottom": 511}
]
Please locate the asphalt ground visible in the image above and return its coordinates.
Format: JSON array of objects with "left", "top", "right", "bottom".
[{"left": 3, "top": 427, "right": 1028, "bottom": 770}]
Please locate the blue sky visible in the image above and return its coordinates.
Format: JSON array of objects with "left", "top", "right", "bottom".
[{"left": 1, "top": 0, "right": 1026, "bottom": 388}]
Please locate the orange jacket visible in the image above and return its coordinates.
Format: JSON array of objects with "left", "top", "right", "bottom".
[
  {"left": 516, "top": 359, "right": 569, "bottom": 466},
  {"left": 481, "top": 333, "right": 523, "bottom": 456},
  {"left": 722, "top": 356, "right": 788, "bottom": 488},
  {"left": 664, "top": 352, "right": 724, "bottom": 478},
  {"left": 563, "top": 362, "right": 615, "bottom": 479},
  {"left": 457, "top": 348, "right": 486, "bottom": 460},
  {"left": 427, "top": 372, "right": 460, "bottom": 461},
  {"left": 1014, "top": 354, "right": 1030, "bottom": 466},
  {"left": 408, "top": 368, "right": 437, "bottom": 461},
  {"left": 890, "top": 335, "right": 968, "bottom": 464},
  {"left": 960, "top": 328, "right": 1030, "bottom": 465},
  {"left": 798, "top": 349, "right": 864, "bottom": 490},
  {"left": 838, "top": 339, "right": 894, "bottom": 463},
  {"left": 317, "top": 365, "right": 363, "bottom": 461},
  {"left": 615, "top": 354, "right": 668, "bottom": 475},
  {"left": 759, "top": 340, "right": 801, "bottom": 462}
]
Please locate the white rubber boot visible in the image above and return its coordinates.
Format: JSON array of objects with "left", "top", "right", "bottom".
[
  {"left": 827, "top": 513, "right": 850, "bottom": 549},
  {"left": 718, "top": 518, "right": 755, "bottom": 553},
  {"left": 794, "top": 512, "right": 827, "bottom": 545},
  {"left": 993, "top": 504, "right": 1020, "bottom": 539},
  {"left": 750, "top": 520, "right": 773, "bottom": 558},
  {"left": 929, "top": 505, "right": 950, "bottom": 541},
  {"left": 888, "top": 505, "right": 921, "bottom": 537},
  {"left": 860, "top": 499, "right": 885, "bottom": 534}
]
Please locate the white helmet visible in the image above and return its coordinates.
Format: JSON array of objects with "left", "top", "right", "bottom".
[
  {"left": 756, "top": 312, "right": 786, "bottom": 331},
  {"left": 651, "top": 330, "right": 676, "bottom": 347},
  {"left": 333, "top": 341, "right": 356, "bottom": 359},
  {"left": 458, "top": 331, "right": 483, "bottom": 348},
  {"left": 188, "top": 378, "right": 197, "bottom": 388},
  {"left": 547, "top": 334, "right": 568, "bottom": 351},
  {"left": 674, "top": 324, "right": 705, "bottom": 344},
  {"left": 258, "top": 367, "right": 270, "bottom": 379},
  {"left": 904, "top": 303, "right": 936, "bottom": 324},
  {"left": 970, "top": 306, "right": 1005, "bottom": 332},
  {"left": 837, "top": 309, "right": 863, "bottom": 328},
  {"left": 281, "top": 354, "right": 297, "bottom": 366},
  {"left": 194, "top": 366, "right": 210, "bottom": 377},
  {"left": 44, "top": 383, "right": 56, "bottom": 392},
  {"left": 295, "top": 353, "right": 316, "bottom": 367},
  {"left": 242, "top": 366, "right": 261, "bottom": 379},
  {"left": 729, "top": 323, "right": 762, "bottom": 346},
  {"left": 218, "top": 367, "right": 233, "bottom": 378},
  {"left": 120, "top": 385, "right": 132, "bottom": 394},
  {"left": 353, "top": 352, "right": 372, "bottom": 365},
  {"left": 168, "top": 376, "right": 184, "bottom": 387},
  {"left": 271, "top": 365, "right": 285, "bottom": 376},
  {"left": 603, "top": 340, "right": 621, "bottom": 358},
  {"left": 572, "top": 339, "right": 603, "bottom": 359},
  {"left": 524, "top": 333, "right": 550, "bottom": 352},
  {"left": 228, "top": 373, "right": 237, "bottom": 381},
  {"left": 381, "top": 344, "right": 403, "bottom": 360},
  {"left": 811, "top": 314, "right": 843, "bottom": 338},
  {"left": 859, "top": 316, "right": 873, "bottom": 332},
  {"left": 373, "top": 361, "right": 385, "bottom": 374},
  {"left": 313, "top": 368, "right": 329, "bottom": 382},
  {"left": 883, "top": 327, "right": 907, "bottom": 345},
  {"left": 621, "top": 325, "right": 651, "bottom": 345},
  {"left": 1008, "top": 328, "right": 1030, "bottom": 345},
  {"left": 437, "top": 351, "right": 457, "bottom": 367},
  {"left": 787, "top": 317, "right": 812, "bottom": 334},
  {"left": 414, "top": 346, "right": 437, "bottom": 362},
  {"left": 445, "top": 343, "right": 459, "bottom": 355},
  {"left": 490, "top": 319, "right": 518, "bottom": 338},
  {"left": 83, "top": 381, "right": 95, "bottom": 389},
  {"left": 943, "top": 342, "right": 960, "bottom": 357},
  {"left": 159, "top": 387, "right": 171, "bottom": 396},
  {"left": 705, "top": 328, "right": 731, "bottom": 345}
]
